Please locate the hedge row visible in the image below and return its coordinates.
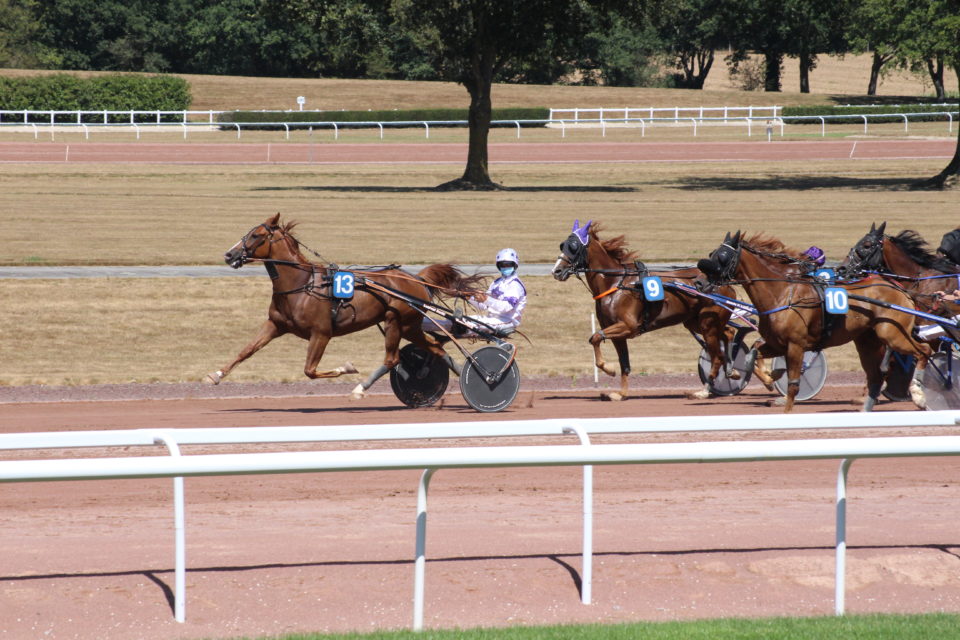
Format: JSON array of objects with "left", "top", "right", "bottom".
[
  {"left": 782, "top": 103, "right": 959, "bottom": 124},
  {"left": 0, "top": 74, "right": 191, "bottom": 123},
  {"left": 218, "top": 107, "right": 550, "bottom": 129}
]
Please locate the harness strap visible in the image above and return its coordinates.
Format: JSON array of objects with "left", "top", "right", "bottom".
[{"left": 593, "top": 285, "right": 619, "bottom": 300}]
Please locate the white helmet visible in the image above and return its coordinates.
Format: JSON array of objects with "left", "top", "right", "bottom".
[{"left": 495, "top": 248, "right": 519, "bottom": 268}]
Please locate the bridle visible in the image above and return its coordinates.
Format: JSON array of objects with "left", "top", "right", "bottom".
[
  {"left": 842, "top": 231, "right": 884, "bottom": 276},
  {"left": 554, "top": 233, "right": 589, "bottom": 280},
  {"left": 230, "top": 223, "right": 282, "bottom": 268},
  {"left": 701, "top": 239, "right": 742, "bottom": 285}
]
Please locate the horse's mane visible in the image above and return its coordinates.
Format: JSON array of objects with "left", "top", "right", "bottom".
[
  {"left": 889, "top": 229, "right": 958, "bottom": 273},
  {"left": 588, "top": 222, "right": 638, "bottom": 263},
  {"left": 742, "top": 232, "right": 806, "bottom": 263},
  {"left": 276, "top": 219, "right": 312, "bottom": 263}
]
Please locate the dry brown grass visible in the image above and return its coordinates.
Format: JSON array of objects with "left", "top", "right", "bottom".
[{"left": 1, "top": 156, "right": 956, "bottom": 385}]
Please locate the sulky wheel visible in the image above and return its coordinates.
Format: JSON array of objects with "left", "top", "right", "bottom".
[
  {"left": 920, "top": 350, "right": 960, "bottom": 410},
  {"left": 771, "top": 350, "right": 828, "bottom": 402},
  {"left": 389, "top": 344, "right": 449, "bottom": 408},
  {"left": 697, "top": 335, "right": 751, "bottom": 397},
  {"left": 459, "top": 346, "right": 520, "bottom": 413}
]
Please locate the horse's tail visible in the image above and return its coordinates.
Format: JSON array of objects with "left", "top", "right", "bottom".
[{"left": 417, "top": 263, "right": 487, "bottom": 301}]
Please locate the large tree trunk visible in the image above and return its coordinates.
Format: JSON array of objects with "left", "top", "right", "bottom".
[
  {"left": 798, "top": 51, "right": 815, "bottom": 93},
  {"left": 927, "top": 57, "right": 946, "bottom": 100},
  {"left": 437, "top": 45, "right": 499, "bottom": 190},
  {"left": 867, "top": 51, "right": 888, "bottom": 96},
  {"left": 912, "top": 68, "right": 960, "bottom": 190},
  {"left": 763, "top": 51, "right": 782, "bottom": 92},
  {"left": 680, "top": 49, "right": 714, "bottom": 89}
]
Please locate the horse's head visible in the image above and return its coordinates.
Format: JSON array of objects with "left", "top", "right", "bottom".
[
  {"left": 696, "top": 231, "right": 742, "bottom": 287},
  {"left": 224, "top": 213, "right": 283, "bottom": 269},
  {"left": 839, "top": 221, "right": 886, "bottom": 277},
  {"left": 552, "top": 219, "right": 592, "bottom": 281},
  {"left": 938, "top": 228, "right": 960, "bottom": 265}
]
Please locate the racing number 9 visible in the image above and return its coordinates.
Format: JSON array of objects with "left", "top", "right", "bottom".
[
  {"left": 642, "top": 276, "right": 664, "bottom": 301},
  {"left": 333, "top": 271, "right": 355, "bottom": 299}
]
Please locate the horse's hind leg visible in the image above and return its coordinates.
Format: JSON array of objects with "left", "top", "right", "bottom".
[
  {"left": 602, "top": 338, "right": 631, "bottom": 401},
  {"left": 206, "top": 320, "right": 281, "bottom": 384},
  {"left": 352, "top": 313, "right": 403, "bottom": 400},
  {"left": 854, "top": 332, "right": 886, "bottom": 411}
]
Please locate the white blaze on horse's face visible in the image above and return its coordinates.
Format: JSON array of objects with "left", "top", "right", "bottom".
[{"left": 551, "top": 256, "right": 569, "bottom": 281}]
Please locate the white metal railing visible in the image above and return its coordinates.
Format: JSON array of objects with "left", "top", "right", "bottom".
[
  {"left": 549, "top": 106, "right": 782, "bottom": 121},
  {"left": 2, "top": 411, "right": 960, "bottom": 629},
  {"left": 0, "top": 109, "right": 225, "bottom": 125}
]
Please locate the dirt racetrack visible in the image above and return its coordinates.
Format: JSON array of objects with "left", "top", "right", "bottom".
[{"left": 3, "top": 376, "right": 960, "bottom": 640}]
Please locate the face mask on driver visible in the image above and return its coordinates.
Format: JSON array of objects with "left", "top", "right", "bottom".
[{"left": 499, "top": 266, "right": 516, "bottom": 277}]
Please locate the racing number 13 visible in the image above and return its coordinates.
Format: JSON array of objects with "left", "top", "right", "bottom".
[{"left": 333, "top": 271, "right": 355, "bottom": 299}]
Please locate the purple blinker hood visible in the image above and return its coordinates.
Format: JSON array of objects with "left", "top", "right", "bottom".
[{"left": 572, "top": 219, "right": 592, "bottom": 245}]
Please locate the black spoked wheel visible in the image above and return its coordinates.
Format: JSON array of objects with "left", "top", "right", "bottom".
[
  {"left": 881, "top": 350, "right": 916, "bottom": 402},
  {"left": 921, "top": 350, "right": 960, "bottom": 410},
  {"left": 389, "top": 344, "right": 449, "bottom": 408},
  {"left": 459, "top": 346, "right": 520, "bottom": 413},
  {"left": 697, "top": 335, "right": 752, "bottom": 397},
  {"left": 771, "top": 351, "right": 828, "bottom": 401}
]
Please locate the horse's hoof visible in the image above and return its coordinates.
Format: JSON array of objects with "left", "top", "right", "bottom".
[
  {"left": 204, "top": 370, "right": 223, "bottom": 385},
  {"left": 766, "top": 396, "right": 787, "bottom": 407},
  {"left": 600, "top": 367, "right": 617, "bottom": 377},
  {"left": 861, "top": 397, "right": 877, "bottom": 412},
  {"left": 350, "top": 383, "right": 365, "bottom": 401},
  {"left": 339, "top": 362, "right": 359, "bottom": 375},
  {"left": 600, "top": 392, "right": 624, "bottom": 401},
  {"left": 687, "top": 389, "right": 711, "bottom": 400},
  {"left": 909, "top": 380, "right": 927, "bottom": 410}
]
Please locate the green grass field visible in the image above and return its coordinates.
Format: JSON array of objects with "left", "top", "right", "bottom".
[{"left": 234, "top": 612, "right": 960, "bottom": 639}]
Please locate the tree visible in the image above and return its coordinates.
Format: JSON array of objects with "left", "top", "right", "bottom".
[
  {"left": 656, "top": 0, "right": 733, "bottom": 89},
  {"left": 913, "top": 5, "right": 960, "bottom": 189},
  {"left": 391, "top": 0, "right": 634, "bottom": 190},
  {"left": 846, "top": 0, "right": 911, "bottom": 95},
  {"left": 0, "top": 0, "right": 60, "bottom": 68}
]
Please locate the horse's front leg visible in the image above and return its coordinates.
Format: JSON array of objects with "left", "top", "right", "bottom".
[
  {"left": 589, "top": 320, "right": 634, "bottom": 378},
  {"left": 205, "top": 319, "right": 280, "bottom": 384},
  {"left": 303, "top": 332, "right": 358, "bottom": 380}
]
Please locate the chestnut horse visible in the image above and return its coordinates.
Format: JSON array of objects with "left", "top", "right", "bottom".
[
  {"left": 552, "top": 220, "right": 735, "bottom": 401},
  {"left": 207, "top": 213, "right": 482, "bottom": 400},
  {"left": 698, "top": 231, "right": 932, "bottom": 412}
]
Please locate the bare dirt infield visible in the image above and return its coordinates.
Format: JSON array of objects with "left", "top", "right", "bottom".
[{"left": 3, "top": 377, "right": 960, "bottom": 640}]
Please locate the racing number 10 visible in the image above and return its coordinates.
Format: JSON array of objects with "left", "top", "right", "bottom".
[{"left": 824, "top": 287, "right": 848, "bottom": 314}]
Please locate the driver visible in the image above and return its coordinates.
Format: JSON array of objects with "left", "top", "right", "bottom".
[
  {"left": 801, "top": 246, "right": 826, "bottom": 274},
  {"left": 425, "top": 248, "right": 527, "bottom": 337}
]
